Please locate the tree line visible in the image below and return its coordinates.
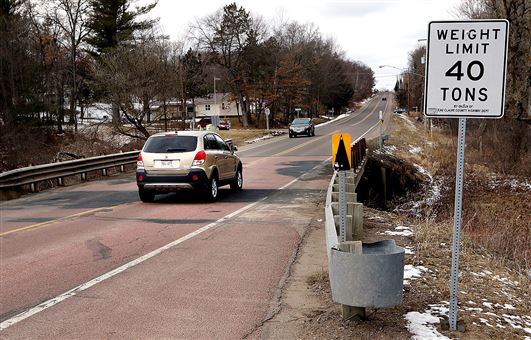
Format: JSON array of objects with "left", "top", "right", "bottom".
[{"left": 0, "top": 0, "right": 375, "bottom": 142}]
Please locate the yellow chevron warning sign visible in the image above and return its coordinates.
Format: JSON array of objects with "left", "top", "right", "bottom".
[{"left": 332, "top": 134, "right": 351, "bottom": 170}]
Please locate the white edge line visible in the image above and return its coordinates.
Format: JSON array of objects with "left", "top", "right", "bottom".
[
  {"left": 0, "top": 199, "right": 265, "bottom": 331},
  {"left": 0, "top": 159, "right": 330, "bottom": 331}
]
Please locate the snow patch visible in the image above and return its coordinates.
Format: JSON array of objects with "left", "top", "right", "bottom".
[
  {"left": 466, "top": 307, "right": 483, "bottom": 312},
  {"left": 315, "top": 113, "right": 350, "bottom": 127},
  {"left": 409, "top": 145, "right": 422, "bottom": 154},
  {"left": 414, "top": 163, "right": 433, "bottom": 181},
  {"left": 374, "top": 144, "right": 397, "bottom": 155},
  {"left": 381, "top": 225, "right": 413, "bottom": 237},
  {"left": 404, "top": 246, "right": 415, "bottom": 255},
  {"left": 398, "top": 113, "right": 417, "bottom": 130},
  {"left": 367, "top": 215, "right": 386, "bottom": 222},
  {"left": 480, "top": 318, "right": 494, "bottom": 327},
  {"left": 488, "top": 175, "right": 531, "bottom": 192},
  {"left": 81, "top": 103, "right": 112, "bottom": 120},
  {"left": 472, "top": 271, "right": 520, "bottom": 286},
  {"left": 405, "top": 304, "right": 449, "bottom": 340},
  {"left": 403, "top": 265, "right": 429, "bottom": 285},
  {"left": 245, "top": 131, "right": 285, "bottom": 144}
]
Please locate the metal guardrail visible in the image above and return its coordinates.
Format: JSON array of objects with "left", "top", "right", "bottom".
[
  {"left": 350, "top": 138, "right": 367, "bottom": 170},
  {"left": 325, "top": 137, "right": 405, "bottom": 316},
  {"left": 0, "top": 151, "right": 139, "bottom": 191},
  {"left": 325, "top": 138, "right": 368, "bottom": 258}
]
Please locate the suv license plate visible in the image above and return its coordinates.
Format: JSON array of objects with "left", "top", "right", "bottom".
[{"left": 155, "top": 160, "right": 179, "bottom": 168}]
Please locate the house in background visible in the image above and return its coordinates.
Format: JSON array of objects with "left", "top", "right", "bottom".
[{"left": 194, "top": 93, "right": 239, "bottom": 118}]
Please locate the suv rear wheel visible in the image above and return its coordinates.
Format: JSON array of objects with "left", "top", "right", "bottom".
[
  {"left": 205, "top": 175, "right": 218, "bottom": 202},
  {"left": 230, "top": 167, "right": 243, "bottom": 191},
  {"left": 139, "top": 188, "right": 155, "bottom": 202}
]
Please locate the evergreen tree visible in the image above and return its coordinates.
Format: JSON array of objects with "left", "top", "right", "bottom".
[
  {"left": 86, "top": 0, "right": 157, "bottom": 55},
  {"left": 182, "top": 49, "right": 208, "bottom": 103},
  {"left": 87, "top": 0, "right": 157, "bottom": 122}
]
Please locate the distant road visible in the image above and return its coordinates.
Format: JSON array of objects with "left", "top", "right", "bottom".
[{"left": 0, "top": 93, "right": 390, "bottom": 338}]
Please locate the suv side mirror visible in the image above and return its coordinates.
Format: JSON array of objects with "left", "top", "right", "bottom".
[{"left": 232, "top": 145, "right": 238, "bottom": 152}]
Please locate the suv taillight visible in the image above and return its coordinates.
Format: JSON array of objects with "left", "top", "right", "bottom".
[
  {"left": 137, "top": 153, "right": 144, "bottom": 168},
  {"left": 193, "top": 150, "right": 206, "bottom": 166}
]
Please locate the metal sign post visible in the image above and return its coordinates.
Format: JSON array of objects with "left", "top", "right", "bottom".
[
  {"left": 449, "top": 118, "right": 466, "bottom": 329},
  {"left": 332, "top": 134, "right": 352, "bottom": 243},
  {"left": 338, "top": 171, "right": 347, "bottom": 242},
  {"left": 379, "top": 110, "right": 384, "bottom": 151},
  {"left": 424, "top": 20, "right": 509, "bottom": 332}
]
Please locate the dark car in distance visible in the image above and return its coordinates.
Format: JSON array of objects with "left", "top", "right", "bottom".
[
  {"left": 196, "top": 118, "right": 211, "bottom": 128},
  {"left": 289, "top": 118, "right": 315, "bottom": 138},
  {"left": 394, "top": 108, "right": 407, "bottom": 114}
]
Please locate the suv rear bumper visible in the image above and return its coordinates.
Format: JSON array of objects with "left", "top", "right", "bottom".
[{"left": 136, "top": 169, "right": 209, "bottom": 192}]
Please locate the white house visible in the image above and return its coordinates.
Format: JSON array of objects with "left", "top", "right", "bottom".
[{"left": 194, "top": 93, "right": 239, "bottom": 118}]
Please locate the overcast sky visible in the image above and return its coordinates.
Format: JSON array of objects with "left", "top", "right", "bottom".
[{"left": 145, "top": 0, "right": 463, "bottom": 90}]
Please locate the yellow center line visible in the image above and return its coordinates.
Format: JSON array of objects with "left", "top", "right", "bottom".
[
  {"left": 350, "top": 100, "right": 381, "bottom": 127},
  {"left": 0, "top": 207, "right": 109, "bottom": 237},
  {"left": 273, "top": 129, "right": 339, "bottom": 157},
  {"left": 245, "top": 98, "right": 385, "bottom": 162}
]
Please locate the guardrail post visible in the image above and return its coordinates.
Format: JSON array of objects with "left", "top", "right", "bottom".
[
  {"left": 352, "top": 203, "right": 363, "bottom": 241},
  {"left": 119, "top": 150, "right": 125, "bottom": 172},
  {"left": 102, "top": 168, "right": 108, "bottom": 176},
  {"left": 331, "top": 191, "right": 356, "bottom": 203},
  {"left": 337, "top": 241, "right": 366, "bottom": 320},
  {"left": 57, "top": 177, "right": 64, "bottom": 186},
  {"left": 30, "top": 182, "right": 37, "bottom": 193},
  {"left": 81, "top": 172, "right": 87, "bottom": 181}
]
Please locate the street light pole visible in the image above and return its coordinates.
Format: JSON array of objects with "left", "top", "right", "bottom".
[{"left": 213, "top": 77, "right": 220, "bottom": 128}]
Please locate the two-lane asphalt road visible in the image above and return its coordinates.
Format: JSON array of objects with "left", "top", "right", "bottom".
[{"left": 0, "top": 93, "right": 391, "bottom": 338}]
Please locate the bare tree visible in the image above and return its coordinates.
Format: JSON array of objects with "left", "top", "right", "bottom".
[
  {"left": 48, "top": 0, "right": 92, "bottom": 131},
  {"left": 191, "top": 3, "right": 267, "bottom": 127},
  {"left": 93, "top": 32, "right": 178, "bottom": 140},
  {"left": 407, "top": 45, "right": 426, "bottom": 112},
  {"left": 26, "top": 0, "right": 69, "bottom": 132}
]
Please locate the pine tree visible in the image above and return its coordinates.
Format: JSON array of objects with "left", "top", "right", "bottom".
[{"left": 86, "top": 0, "right": 157, "bottom": 56}]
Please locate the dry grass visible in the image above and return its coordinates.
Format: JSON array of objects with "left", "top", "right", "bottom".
[
  {"left": 389, "top": 113, "right": 530, "bottom": 273},
  {"left": 377, "top": 114, "right": 530, "bottom": 338},
  {"left": 218, "top": 128, "right": 282, "bottom": 147}
]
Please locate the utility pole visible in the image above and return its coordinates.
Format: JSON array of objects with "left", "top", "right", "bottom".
[
  {"left": 407, "top": 69, "right": 411, "bottom": 113},
  {"left": 213, "top": 77, "right": 220, "bottom": 128},
  {"left": 179, "top": 59, "right": 186, "bottom": 130}
]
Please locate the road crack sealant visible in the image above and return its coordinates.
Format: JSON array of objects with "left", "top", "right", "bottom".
[
  {"left": 242, "top": 166, "right": 329, "bottom": 339},
  {"left": 243, "top": 215, "right": 321, "bottom": 340}
]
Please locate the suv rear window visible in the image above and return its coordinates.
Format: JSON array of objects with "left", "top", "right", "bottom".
[{"left": 143, "top": 136, "right": 197, "bottom": 153}]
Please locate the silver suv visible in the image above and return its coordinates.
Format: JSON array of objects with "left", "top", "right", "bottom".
[{"left": 136, "top": 131, "right": 243, "bottom": 202}]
